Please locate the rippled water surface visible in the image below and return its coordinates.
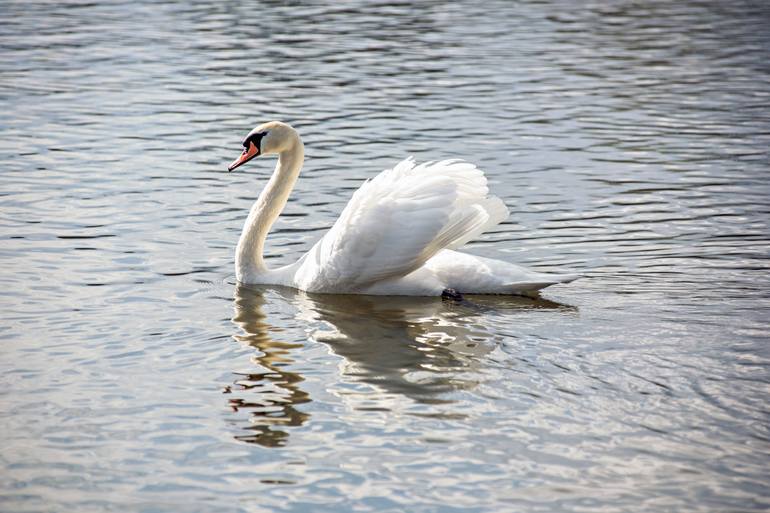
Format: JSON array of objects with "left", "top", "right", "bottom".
[{"left": 2, "top": 1, "right": 770, "bottom": 512}]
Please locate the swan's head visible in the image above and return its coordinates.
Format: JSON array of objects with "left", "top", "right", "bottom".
[{"left": 227, "top": 121, "right": 298, "bottom": 172}]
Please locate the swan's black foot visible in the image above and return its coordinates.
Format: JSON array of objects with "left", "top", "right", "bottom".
[{"left": 441, "top": 288, "right": 463, "bottom": 301}]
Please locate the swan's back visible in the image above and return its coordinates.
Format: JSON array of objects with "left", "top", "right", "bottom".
[{"left": 292, "top": 157, "right": 508, "bottom": 293}]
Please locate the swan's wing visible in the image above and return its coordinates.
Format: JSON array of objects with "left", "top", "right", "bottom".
[{"left": 294, "top": 157, "right": 509, "bottom": 292}]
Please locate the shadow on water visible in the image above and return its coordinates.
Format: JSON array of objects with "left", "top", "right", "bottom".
[{"left": 229, "top": 284, "right": 573, "bottom": 447}]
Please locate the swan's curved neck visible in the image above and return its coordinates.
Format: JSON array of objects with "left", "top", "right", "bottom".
[{"left": 236, "top": 137, "right": 304, "bottom": 280}]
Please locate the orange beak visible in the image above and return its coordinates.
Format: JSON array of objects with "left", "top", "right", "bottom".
[{"left": 228, "top": 141, "right": 259, "bottom": 172}]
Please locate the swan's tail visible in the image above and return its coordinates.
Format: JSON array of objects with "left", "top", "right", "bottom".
[
  {"left": 505, "top": 273, "right": 580, "bottom": 295},
  {"left": 550, "top": 273, "right": 580, "bottom": 284}
]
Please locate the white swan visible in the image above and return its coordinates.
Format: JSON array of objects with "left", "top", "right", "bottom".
[{"left": 227, "top": 121, "right": 578, "bottom": 296}]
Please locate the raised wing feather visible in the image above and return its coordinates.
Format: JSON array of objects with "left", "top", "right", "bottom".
[{"left": 293, "top": 157, "right": 509, "bottom": 292}]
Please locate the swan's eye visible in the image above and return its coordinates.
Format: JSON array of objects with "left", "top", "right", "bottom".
[{"left": 243, "top": 131, "right": 267, "bottom": 151}]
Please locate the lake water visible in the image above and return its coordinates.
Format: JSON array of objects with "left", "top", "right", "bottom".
[{"left": 2, "top": 1, "right": 769, "bottom": 512}]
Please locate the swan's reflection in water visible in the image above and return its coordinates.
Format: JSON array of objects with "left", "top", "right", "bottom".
[
  {"left": 229, "top": 287, "right": 311, "bottom": 446},
  {"left": 229, "top": 284, "right": 572, "bottom": 446}
]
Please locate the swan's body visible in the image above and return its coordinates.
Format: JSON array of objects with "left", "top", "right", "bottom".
[{"left": 228, "top": 121, "right": 578, "bottom": 296}]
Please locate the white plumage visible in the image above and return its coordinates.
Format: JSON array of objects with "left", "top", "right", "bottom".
[{"left": 227, "top": 121, "right": 578, "bottom": 296}]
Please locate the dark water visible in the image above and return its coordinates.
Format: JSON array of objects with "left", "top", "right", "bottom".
[{"left": 2, "top": 1, "right": 769, "bottom": 512}]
